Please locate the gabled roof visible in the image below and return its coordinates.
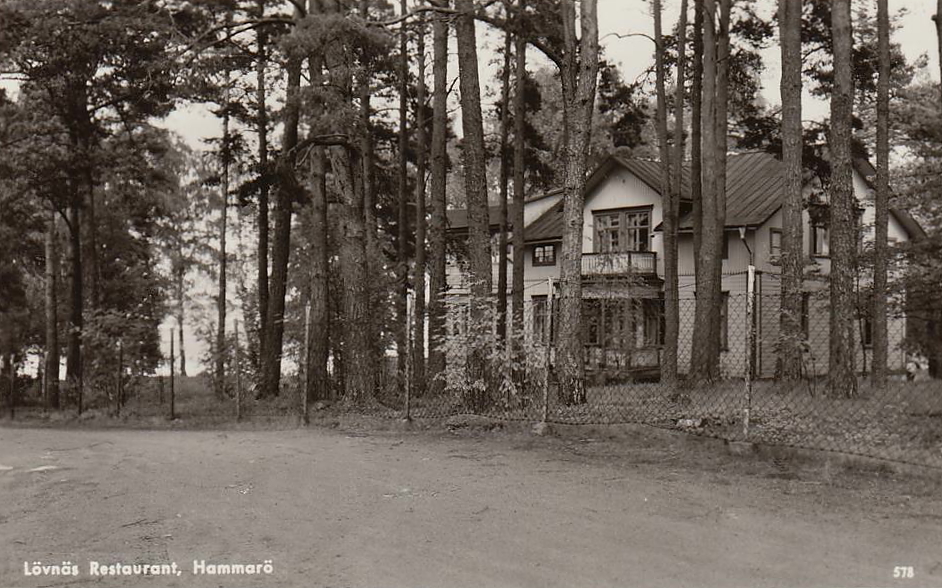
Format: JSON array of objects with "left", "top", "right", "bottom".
[
  {"left": 524, "top": 151, "right": 926, "bottom": 242},
  {"left": 852, "top": 158, "right": 927, "bottom": 240}
]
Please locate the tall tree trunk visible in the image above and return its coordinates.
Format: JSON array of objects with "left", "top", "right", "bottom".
[
  {"left": 413, "top": 18, "right": 428, "bottom": 398},
  {"left": 935, "top": 0, "right": 942, "bottom": 104},
  {"left": 496, "top": 26, "right": 512, "bottom": 342},
  {"left": 331, "top": 146, "right": 376, "bottom": 404},
  {"left": 511, "top": 0, "right": 526, "bottom": 346},
  {"left": 427, "top": 0, "right": 449, "bottom": 396},
  {"left": 262, "top": 23, "right": 303, "bottom": 398},
  {"left": 556, "top": 0, "right": 600, "bottom": 405},
  {"left": 66, "top": 181, "right": 83, "bottom": 400},
  {"left": 828, "top": 0, "right": 858, "bottom": 398},
  {"left": 778, "top": 0, "right": 804, "bottom": 381},
  {"left": 690, "top": 0, "right": 724, "bottom": 381},
  {"left": 307, "top": 149, "right": 330, "bottom": 402},
  {"left": 709, "top": 0, "right": 731, "bottom": 375},
  {"left": 665, "top": 0, "right": 687, "bottom": 386},
  {"left": 358, "top": 0, "right": 380, "bottom": 374},
  {"left": 871, "top": 0, "right": 890, "bottom": 388},
  {"left": 44, "top": 206, "right": 60, "bottom": 409},
  {"left": 216, "top": 82, "right": 230, "bottom": 399},
  {"left": 396, "top": 0, "right": 411, "bottom": 395},
  {"left": 175, "top": 260, "right": 187, "bottom": 376},
  {"left": 256, "top": 0, "right": 270, "bottom": 378},
  {"left": 455, "top": 0, "right": 493, "bottom": 408},
  {"left": 653, "top": 0, "right": 678, "bottom": 384},
  {"left": 306, "top": 3, "right": 329, "bottom": 403},
  {"left": 691, "top": 0, "right": 704, "bottom": 283}
]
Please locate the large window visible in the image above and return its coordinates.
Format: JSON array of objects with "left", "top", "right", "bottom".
[
  {"left": 532, "top": 244, "right": 556, "bottom": 266},
  {"left": 582, "top": 298, "right": 662, "bottom": 349},
  {"left": 593, "top": 208, "right": 651, "bottom": 253}
]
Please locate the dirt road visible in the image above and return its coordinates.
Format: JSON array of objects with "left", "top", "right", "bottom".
[{"left": 1, "top": 424, "right": 941, "bottom": 588}]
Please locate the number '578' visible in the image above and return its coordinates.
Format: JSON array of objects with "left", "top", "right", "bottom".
[{"left": 894, "top": 566, "right": 914, "bottom": 579}]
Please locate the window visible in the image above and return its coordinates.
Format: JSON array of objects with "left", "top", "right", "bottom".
[
  {"left": 532, "top": 244, "right": 556, "bottom": 266},
  {"left": 720, "top": 292, "right": 729, "bottom": 351},
  {"left": 770, "top": 228, "right": 782, "bottom": 258},
  {"left": 593, "top": 208, "right": 651, "bottom": 253},
  {"left": 642, "top": 298, "right": 664, "bottom": 347},
  {"left": 811, "top": 224, "right": 829, "bottom": 257}
]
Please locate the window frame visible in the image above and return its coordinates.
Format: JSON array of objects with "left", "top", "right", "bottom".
[
  {"left": 592, "top": 206, "right": 653, "bottom": 254},
  {"left": 531, "top": 243, "right": 557, "bottom": 267},
  {"left": 811, "top": 224, "right": 830, "bottom": 258}
]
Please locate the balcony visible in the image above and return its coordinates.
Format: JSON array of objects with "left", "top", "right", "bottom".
[{"left": 581, "top": 251, "right": 658, "bottom": 277}]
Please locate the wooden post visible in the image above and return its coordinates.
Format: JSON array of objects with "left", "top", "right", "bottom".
[
  {"left": 302, "top": 306, "right": 310, "bottom": 425},
  {"left": 744, "top": 263, "right": 756, "bottom": 439},
  {"left": 235, "top": 320, "right": 243, "bottom": 422},
  {"left": 542, "top": 278, "right": 553, "bottom": 424},
  {"left": 8, "top": 353, "right": 15, "bottom": 420},
  {"left": 169, "top": 328, "right": 175, "bottom": 420},
  {"left": 404, "top": 292, "right": 413, "bottom": 421},
  {"left": 116, "top": 340, "right": 123, "bottom": 416}
]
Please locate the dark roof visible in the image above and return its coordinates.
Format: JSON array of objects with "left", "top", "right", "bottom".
[
  {"left": 523, "top": 151, "right": 926, "bottom": 242},
  {"left": 445, "top": 205, "right": 505, "bottom": 232},
  {"left": 525, "top": 200, "right": 564, "bottom": 242},
  {"left": 677, "top": 151, "right": 784, "bottom": 229}
]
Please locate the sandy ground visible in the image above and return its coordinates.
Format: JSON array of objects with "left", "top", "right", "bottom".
[{"left": 1, "top": 423, "right": 941, "bottom": 588}]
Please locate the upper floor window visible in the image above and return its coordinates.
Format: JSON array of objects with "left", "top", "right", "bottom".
[
  {"left": 593, "top": 207, "right": 651, "bottom": 253},
  {"left": 532, "top": 244, "right": 556, "bottom": 266}
]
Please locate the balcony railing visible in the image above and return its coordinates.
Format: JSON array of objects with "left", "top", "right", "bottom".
[{"left": 581, "top": 251, "right": 658, "bottom": 276}]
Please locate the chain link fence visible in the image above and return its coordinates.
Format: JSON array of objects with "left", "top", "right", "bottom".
[
  {"left": 368, "top": 274, "right": 942, "bottom": 470},
  {"left": 3, "top": 273, "right": 940, "bottom": 470}
]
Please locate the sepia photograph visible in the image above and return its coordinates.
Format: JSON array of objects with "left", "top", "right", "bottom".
[{"left": 1, "top": 0, "right": 941, "bottom": 586}]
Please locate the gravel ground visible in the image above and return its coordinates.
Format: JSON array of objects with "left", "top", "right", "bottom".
[{"left": 1, "top": 422, "right": 941, "bottom": 588}]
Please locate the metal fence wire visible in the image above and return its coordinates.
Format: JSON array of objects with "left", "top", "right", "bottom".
[
  {"left": 5, "top": 274, "right": 940, "bottom": 471},
  {"left": 371, "top": 278, "right": 942, "bottom": 471}
]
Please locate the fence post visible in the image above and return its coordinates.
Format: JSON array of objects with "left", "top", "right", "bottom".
[
  {"left": 404, "top": 292, "right": 413, "bottom": 421},
  {"left": 302, "top": 307, "right": 310, "bottom": 425},
  {"left": 744, "top": 264, "right": 756, "bottom": 439},
  {"left": 8, "top": 353, "right": 15, "bottom": 420},
  {"left": 235, "top": 320, "right": 243, "bottom": 422},
  {"left": 169, "top": 328, "right": 175, "bottom": 420},
  {"left": 542, "top": 278, "right": 554, "bottom": 425},
  {"left": 116, "top": 339, "right": 123, "bottom": 416}
]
